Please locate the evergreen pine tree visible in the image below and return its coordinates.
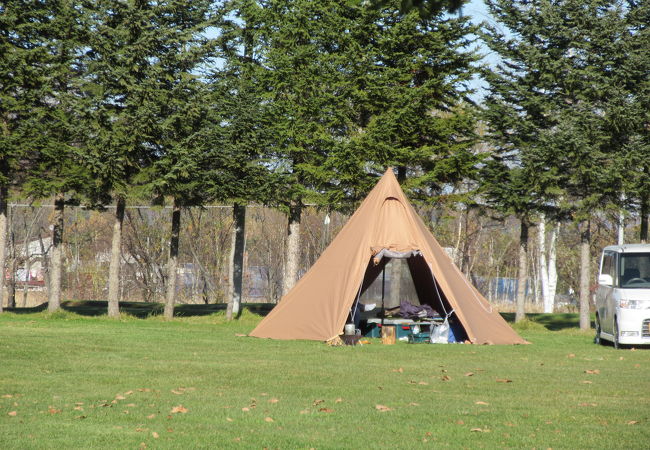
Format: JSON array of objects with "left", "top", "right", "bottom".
[
  {"left": 481, "top": 0, "right": 639, "bottom": 328},
  {"left": 0, "top": 1, "right": 49, "bottom": 311},
  {"left": 19, "top": 1, "right": 90, "bottom": 311},
  {"left": 81, "top": 0, "right": 215, "bottom": 316},
  {"left": 338, "top": 2, "right": 481, "bottom": 206}
]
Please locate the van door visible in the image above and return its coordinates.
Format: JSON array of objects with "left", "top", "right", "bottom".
[{"left": 597, "top": 251, "right": 616, "bottom": 335}]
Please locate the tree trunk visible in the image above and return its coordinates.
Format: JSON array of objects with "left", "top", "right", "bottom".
[
  {"left": 388, "top": 258, "right": 402, "bottom": 308},
  {"left": 48, "top": 194, "right": 65, "bottom": 312},
  {"left": 579, "top": 220, "right": 591, "bottom": 330},
  {"left": 107, "top": 197, "right": 125, "bottom": 318},
  {"left": 461, "top": 207, "right": 472, "bottom": 277},
  {"left": 538, "top": 216, "right": 550, "bottom": 312},
  {"left": 227, "top": 203, "right": 246, "bottom": 320},
  {"left": 547, "top": 221, "right": 559, "bottom": 312},
  {"left": 618, "top": 209, "right": 625, "bottom": 245},
  {"left": 21, "top": 207, "right": 39, "bottom": 308},
  {"left": 7, "top": 222, "right": 15, "bottom": 308},
  {"left": 640, "top": 194, "right": 648, "bottom": 243},
  {"left": 164, "top": 200, "right": 181, "bottom": 320},
  {"left": 515, "top": 219, "right": 529, "bottom": 323},
  {"left": 22, "top": 252, "right": 31, "bottom": 308},
  {"left": 0, "top": 186, "right": 7, "bottom": 312},
  {"left": 453, "top": 210, "right": 463, "bottom": 267},
  {"left": 282, "top": 203, "right": 301, "bottom": 297}
]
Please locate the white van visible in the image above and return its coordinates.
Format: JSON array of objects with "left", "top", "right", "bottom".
[{"left": 595, "top": 244, "right": 650, "bottom": 348}]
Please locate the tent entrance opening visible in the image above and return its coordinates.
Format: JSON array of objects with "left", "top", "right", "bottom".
[{"left": 349, "top": 252, "right": 467, "bottom": 342}]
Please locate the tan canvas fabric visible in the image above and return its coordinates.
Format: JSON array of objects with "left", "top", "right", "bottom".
[{"left": 250, "top": 169, "right": 527, "bottom": 345}]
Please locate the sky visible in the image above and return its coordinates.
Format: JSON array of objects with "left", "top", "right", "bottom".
[{"left": 460, "top": 0, "right": 507, "bottom": 102}]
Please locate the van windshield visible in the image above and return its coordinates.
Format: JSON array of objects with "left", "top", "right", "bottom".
[{"left": 619, "top": 253, "right": 650, "bottom": 288}]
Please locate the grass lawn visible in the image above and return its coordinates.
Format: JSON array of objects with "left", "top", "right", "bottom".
[{"left": 1, "top": 303, "right": 649, "bottom": 449}]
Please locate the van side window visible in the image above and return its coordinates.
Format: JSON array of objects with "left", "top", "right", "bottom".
[{"left": 601, "top": 252, "right": 616, "bottom": 284}]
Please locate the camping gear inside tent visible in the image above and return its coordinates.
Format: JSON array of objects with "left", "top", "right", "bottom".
[{"left": 249, "top": 168, "right": 527, "bottom": 345}]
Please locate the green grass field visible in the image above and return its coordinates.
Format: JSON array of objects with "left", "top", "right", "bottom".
[{"left": 1, "top": 303, "right": 648, "bottom": 449}]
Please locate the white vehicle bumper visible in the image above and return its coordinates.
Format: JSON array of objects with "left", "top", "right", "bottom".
[{"left": 617, "top": 310, "right": 650, "bottom": 345}]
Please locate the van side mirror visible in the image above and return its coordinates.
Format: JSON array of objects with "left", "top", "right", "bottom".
[{"left": 599, "top": 274, "right": 613, "bottom": 286}]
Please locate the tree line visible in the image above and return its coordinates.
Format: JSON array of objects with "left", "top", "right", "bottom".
[{"left": 1, "top": 1, "right": 648, "bottom": 328}]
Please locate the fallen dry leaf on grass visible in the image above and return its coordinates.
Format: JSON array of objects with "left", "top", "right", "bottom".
[
  {"left": 392, "top": 368, "right": 404, "bottom": 373},
  {"left": 627, "top": 420, "right": 639, "bottom": 425},
  {"left": 147, "top": 414, "right": 156, "bottom": 419},
  {"left": 8, "top": 411, "right": 17, "bottom": 416},
  {"left": 418, "top": 381, "right": 429, "bottom": 385},
  {"left": 580, "top": 380, "right": 593, "bottom": 384},
  {"left": 318, "top": 408, "right": 334, "bottom": 413},
  {"left": 226, "top": 417, "right": 233, "bottom": 422},
  {"left": 171, "top": 387, "right": 195, "bottom": 395},
  {"left": 335, "top": 398, "right": 343, "bottom": 403},
  {"left": 567, "top": 353, "right": 576, "bottom": 358},
  {"left": 464, "top": 372, "right": 474, "bottom": 377},
  {"left": 74, "top": 406, "right": 84, "bottom": 411},
  {"left": 241, "top": 407, "right": 250, "bottom": 412},
  {"left": 475, "top": 401, "right": 489, "bottom": 406},
  {"left": 170, "top": 405, "right": 188, "bottom": 414},
  {"left": 48, "top": 407, "right": 61, "bottom": 414},
  {"left": 495, "top": 378, "right": 512, "bottom": 383},
  {"left": 268, "top": 398, "right": 279, "bottom": 404},
  {"left": 375, "top": 404, "right": 393, "bottom": 412},
  {"left": 584, "top": 369, "right": 600, "bottom": 375},
  {"left": 2, "top": 394, "right": 14, "bottom": 398},
  {"left": 152, "top": 432, "right": 159, "bottom": 439},
  {"left": 312, "top": 399, "right": 324, "bottom": 406},
  {"left": 578, "top": 402, "right": 597, "bottom": 407},
  {"left": 264, "top": 417, "right": 274, "bottom": 422},
  {"left": 470, "top": 428, "right": 490, "bottom": 433},
  {"left": 409, "top": 402, "right": 420, "bottom": 406},
  {"left": 441, "top": 375, "right": 451, "bottom": 381},
  {"left": 115, "top": 395, "right": 126, "bottom": 401}
]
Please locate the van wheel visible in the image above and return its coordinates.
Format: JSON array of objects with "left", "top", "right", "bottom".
[
  {"left": 594, "top": 316, "right": 602, "bottom": 345},
  {"left": 613, "top": 320, "right": 621, "bottom": 349}
]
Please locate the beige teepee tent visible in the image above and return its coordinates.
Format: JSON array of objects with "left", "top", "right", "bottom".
[{"left": 250, "top": 168, "right": 526, "bottom": 345}]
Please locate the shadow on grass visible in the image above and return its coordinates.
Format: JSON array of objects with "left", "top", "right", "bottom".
[
  {"left": 6, "top": 304, "right": 585, "bottom": 331},
  {"left": 4, "top": 301, "right": 275, "bottom": 319},
  {"left": 500, "top": 312, "right": 582, "bottom": 331}
]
